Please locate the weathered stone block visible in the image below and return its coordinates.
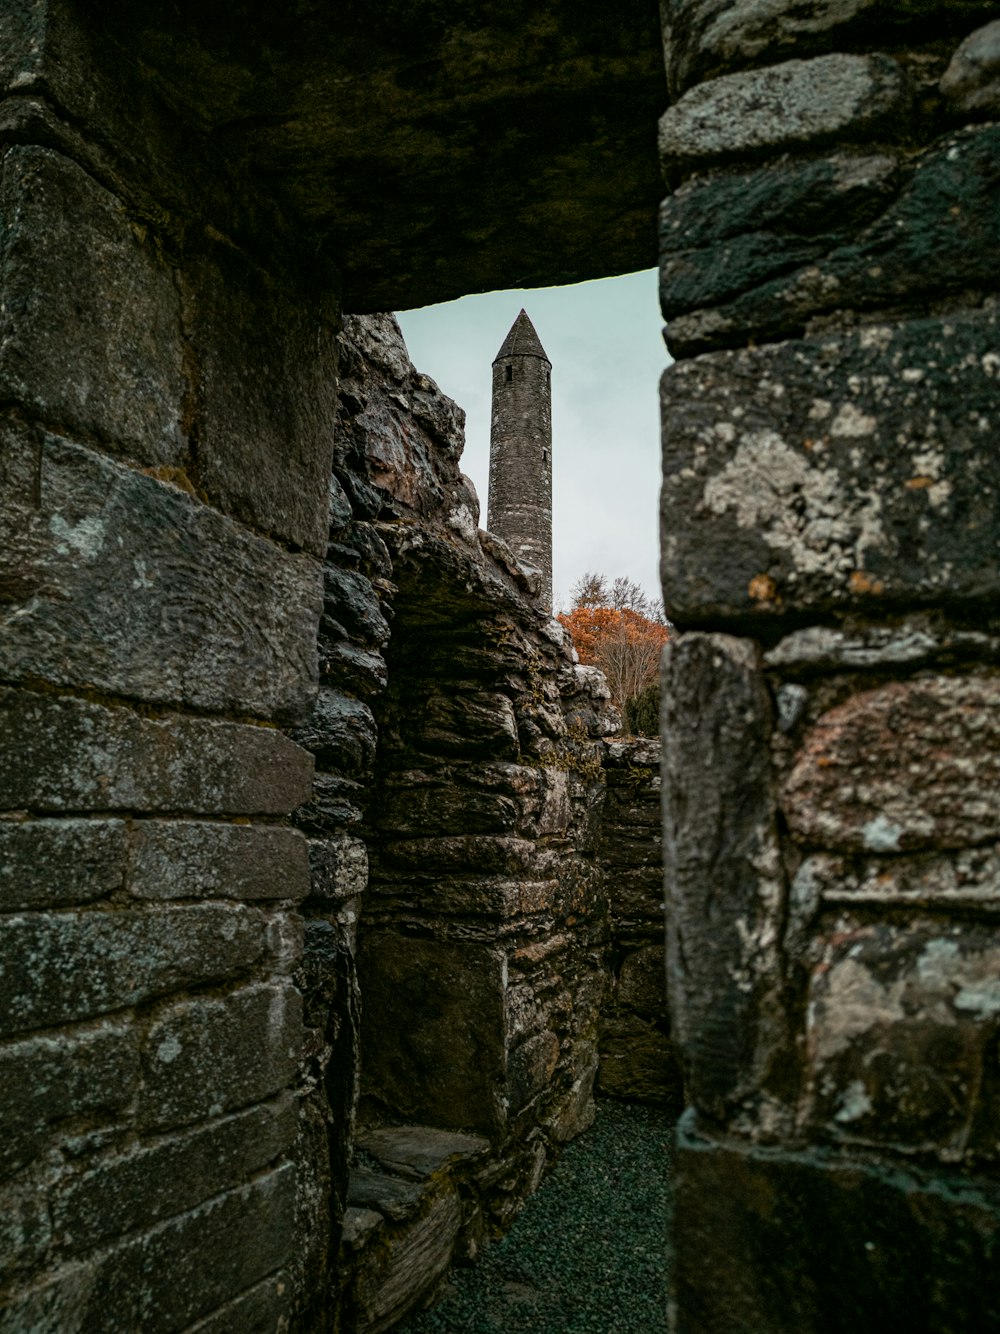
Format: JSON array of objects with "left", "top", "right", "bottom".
[
  {"left": 323, "top": 566, "right": 391, "bottom": 647},
  {"left": 358, "top": 935, "right": 506, "bottom": 1136},
  {"left": 292, "top": 771, "right": 365, "bottom": 835},
  {"left": 351, "top": 1189, "right": 461, "bottom": 1334},
  {"left": 659, "top": 54, "right": 907, "bottom": 172},
  {"left": 0, "top": 905, "right": 266, "bottom": 1038},
  {"left": 182, "top": 243, "right": 338, "bottom": 558},
  {"left": 661, "top": 0, "right": 999, "bottom": 94},
  {"left": 0, "top": 425, "right": 322, "bottom": 718},
  {"left": 54, "top": 1097, "right": 296, "bottom": 1252},
  {"left": 803, "top": 919, "right": 1000, "bottom": 1157},
  {"left": 0, "top": 1023, "right": 139, "bottom": 1177},
  {"left": 376, "top": 780, "right": 518, "bottom": 838},
  {"left": 139, "top": 985, "right": 302, "bottom": 1131},
  {"left": 356, "top": 1126, "right": 489, "bottom": 1181},
  {"left": 508, "top": 1030, "right": 560, "bottom": 1111},
  {"left": 783, "top": 676, "right": 1000, "bottom": 853},
  {"left": 605, "top": 866, "right": 664, "bottom": 926},
  {"left": 95, "top": 1166, "right": 296, "bottom": 1332},
  {"left": 0, "top": 688, "right": 313, "bottom": 814},
  {"left": 186, "top": 1271, "right": 293, "bottom": 1334},
  {"left": 321, "top": 641, "right": 389, "bottom": 698},
  {"left": 618, "top": 945, "right": 667, "bottom": 1017},
  {"left": 598, "top": 1012, "right": 678, "bottom": 1105},
  {"left": 380, "top": 835, "right": 537, "bottom": 876},
  {"left": 672, "top": 1116, "right": 1000, "bottom": 1334},
  {"left": 308, "top": 834, "right": 369, "bottom": 902},
  {"left": 414, "top": 689, "right": 520, "bottom": 759},
  {"left": 660, "top": 310, "right": 1000, "bottom": 626},
  {"left": 0, "top": 818, "right": 126, "bottom": 910},
  {"left": 0, "top": 145, "right": 185, "bottom": 463},
  {"left": 661, "top": 126, "right": 1000, "bottom": 353},
  {"left": 793, "top": 846, "right": 1000, "bottom": 912},
  {"left": 289, "top": 688, "right": 377, "bottom": 778},
  {"left": 130, "top": 821, "right": 310, "bottom": 902},
  {"left": 659, "top": 151, "right": 899, "bottom": 344},
  {"left": 941, "top": 18, "right": 1000, "bottom": 114},
  {"left": 662, "top": 634, "right": 787, "bottom": 1121}
]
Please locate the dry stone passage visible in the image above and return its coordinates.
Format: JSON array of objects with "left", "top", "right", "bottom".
[
  {"left": 284, "top": 313, "right": 671, "bottom": 1332},
  {"left": 3, "top": 2, "right": 1000, "bottom": 1332},
  {"left": 658, "top": 4, "right": 1000, "bottom": 1329}
]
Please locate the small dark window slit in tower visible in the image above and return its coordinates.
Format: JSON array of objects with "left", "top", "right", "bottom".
[{"left": 506, "top": 364, "right": 513, "bottom": 383}]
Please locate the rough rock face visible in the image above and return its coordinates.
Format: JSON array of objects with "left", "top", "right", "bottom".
[{"left": 658, "top": 7, "right": 1000, "bottom": 1329}]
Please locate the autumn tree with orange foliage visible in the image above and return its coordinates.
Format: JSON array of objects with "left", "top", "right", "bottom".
[{"left": 557, "top": 573, "right": 670, "bottom": 717}]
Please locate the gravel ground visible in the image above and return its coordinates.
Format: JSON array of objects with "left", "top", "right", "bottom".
[{"left": 403, "top": 1099, "right": 672, "bottom": 1334}]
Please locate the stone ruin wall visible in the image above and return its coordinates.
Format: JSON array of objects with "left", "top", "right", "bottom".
[
  {"left": 3, "top": 2, "right": 1000, "bottom": 1332},
  {"left": 657, "top": 5, "right": 1000, "bottom": 1329},
  {"left": 293, "top": 314, "right": 672, "bottom": 1330},
  {"left": 0, "top": 113, "right": 671, "bottom": 1327}
]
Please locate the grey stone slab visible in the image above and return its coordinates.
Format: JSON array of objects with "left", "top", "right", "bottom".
[
  {"left": 0, "top": 818, "right": 127, "bottom": 910},
  {"left": 783, "top": 675, "right": 1000, "bottom": 853},
  {"left": 130, "top": 821, "right": 310, "bottom": 902},
  {"left": 139, "top": 984, "right": 302, "bottom": 1131},
  {"left": 764, "top": 619, "right": 1000, "bottom": 672},
  {"left": 660, "top": 309, "right": 1000, "bottom": 626},
  {"left": 347, "top": 1167, "right": 424, "bottom": 1222},
  {"left": 0, "top": 146, "right": 186, "bottom": 464},
  {"left": 356, "top": 1126, "right": 489, "bottom": 1181},
  {"left": 340, "top": 1207, "right": 384, "bottom": 1252},
  {"left": 0, "top": 905, "right": 266, "bottom": 1038},
  {"left": 662, "top": 634, "right": 788, "bottom": 1123},
  {"left": 183, "top": 242, "right": 338, "bottom": 558},
  {"left": 0, "top": 688, "right": 313, "bottom": 815},
  {"left": 0, "top": 424, "right": 322, "bottom": 719},
  {"left": 661, "top": 0, "right": 999, "bottom": 94},
  {"left": 661, "top": 126, "right": 1000, "bottom": 353},
  {"left": 54, "top": 1097, "right": 296, "bottom": 1252},
  {"left": 658, "top": 54, "right": 907, "bottom": 172}
]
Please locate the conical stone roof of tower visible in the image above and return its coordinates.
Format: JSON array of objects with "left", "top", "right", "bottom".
[{"left": 494, "top": 309, "right": 550, "bottom": 363}]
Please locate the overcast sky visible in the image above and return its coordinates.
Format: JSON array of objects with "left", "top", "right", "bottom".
[{"left": 397, "top": 268, "right": 669, "bottom": 612}]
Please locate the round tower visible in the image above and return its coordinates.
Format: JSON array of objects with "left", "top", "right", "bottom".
[{"left": 487, "top": 309, "right": 553, "bottom": 609}]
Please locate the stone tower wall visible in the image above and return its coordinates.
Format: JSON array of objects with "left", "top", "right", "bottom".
[{"left": 487, "top": 343, "right": 553, "bottom": 608}]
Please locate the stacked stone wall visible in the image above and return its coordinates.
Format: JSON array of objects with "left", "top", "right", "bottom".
[
  {"left": 0, "top": 6, "right": 342, "bottom": 1328},
  {"left": 657, "top": 6, "right": 1000, "bottom": 1328},
  {"left": 597, "top": 738, "right": 680, "bottom": 1107}
]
